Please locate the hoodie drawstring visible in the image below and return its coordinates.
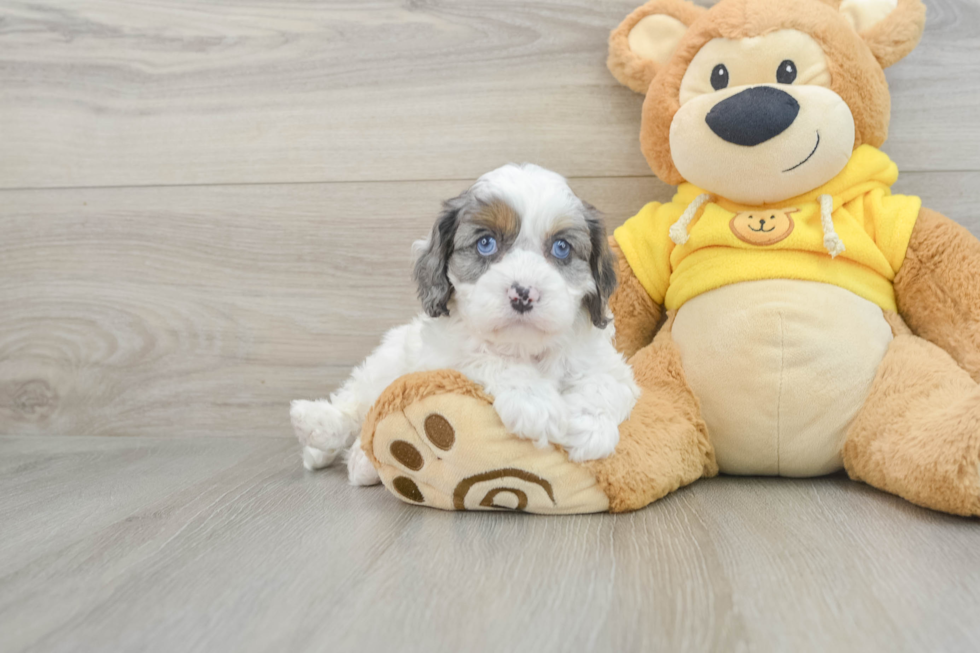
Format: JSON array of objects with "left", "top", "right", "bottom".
[
  {"left": 819, "top": 194, "right": 845, "bottom": 258},
  {"left": 669, "top": 193, "right": 712, "bottom": 245}
]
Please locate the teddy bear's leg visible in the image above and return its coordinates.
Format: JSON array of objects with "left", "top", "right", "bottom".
[
  {"left": 607, "top": 235, "right": 663, "bottom": 359},
  {"left": 894, "top": 208, "right": 980, "bottom": 382},
  {"left": 843, "top": 312, "right": 980, "bottom": 517},
  {"left": 584, "top": 311, "right": 718, "bottom": 512},
  {"left": 361, "top": 314, "right": 716, "bottom": 513}
]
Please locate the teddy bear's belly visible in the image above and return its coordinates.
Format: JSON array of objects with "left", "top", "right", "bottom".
[{"left": 671, "top": 279, "right": 894, "bottom": 477}]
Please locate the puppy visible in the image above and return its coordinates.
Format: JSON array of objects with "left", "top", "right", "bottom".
[{"left": 291, "top": 164, "right": 640, "bottom": 485}]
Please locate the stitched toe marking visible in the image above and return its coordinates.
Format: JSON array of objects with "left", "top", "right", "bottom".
[
  {"left": 390, "top": 440, "right": 424, "bottom": 471},
  {"left": 424, "top": 413, "right": 455, "bottom": 450},
  {"left": 393, "top": 476, "right": 424, "bottom": 503}
]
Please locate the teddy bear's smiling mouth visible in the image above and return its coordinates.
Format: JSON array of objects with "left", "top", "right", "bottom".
[
  {"left": 748, "top": 222, "right": 776, "bottom": 233},
  {"left": 782, "top": 131, "right": 821, "bottom": 173}
]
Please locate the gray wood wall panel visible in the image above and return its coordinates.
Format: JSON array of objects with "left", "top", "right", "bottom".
[
  {"left": 2, "top": 174, "right": 976, "bottom": 438},
  {"left": 1, "top": 0, "right": 977, "bottom": 190},
  {"left": 0, "top": 2, "right": 978, "bottom": 440}
]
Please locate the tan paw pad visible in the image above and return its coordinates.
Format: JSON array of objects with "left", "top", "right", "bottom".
[{"left": 368, "top": 391, "right": 610, "bottom": 514}]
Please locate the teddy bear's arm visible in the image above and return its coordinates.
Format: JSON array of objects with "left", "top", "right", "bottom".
[
  {"left": 893, "top": 208, "right": 980, "bottom": 382},
  {"left": 608, "top": 235, "right": 662, "bottom": 358}
]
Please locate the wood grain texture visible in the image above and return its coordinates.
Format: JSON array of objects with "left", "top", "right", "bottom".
[
  {"left": 2, "top": 3, "right": 979, "bottom": 652},
  {"left": 1, "top": 435, "right": 978, "bottom": 653},
  {"left": 2, "top": 174, "right": 976, "bottom": 438},
  {"left": 0, "top": 175, "right": 670, "bottom": 437},
  {"left": 1, "top": 0, "right": 978, "bottom": 190}
]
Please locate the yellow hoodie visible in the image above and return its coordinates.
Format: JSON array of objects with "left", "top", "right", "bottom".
[{"left": 613, "top": 145, "right": 921, "bottom": 312}]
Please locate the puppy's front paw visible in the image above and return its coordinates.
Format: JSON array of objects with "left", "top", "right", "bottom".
[
  {"left": 346, "top": 439, "right": 381, "bottom": 486},
  {"left": 290, "top": 399, "right": 355, "bottom": 459},
  {"left": 562, "top": 410, "right": 620, "bottom": 462},
  {"left": 494, "top": 388, "right": 568, "bottom": 449}
]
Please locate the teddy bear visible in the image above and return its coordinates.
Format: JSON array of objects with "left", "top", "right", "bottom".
[{"left": 354, "top": 0, "right": 980, "bottom": 516}]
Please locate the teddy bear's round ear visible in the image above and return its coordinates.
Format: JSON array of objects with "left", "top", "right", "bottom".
[
  {"left": 608, "top": 0, "right": 707, "bottom": 94},
  {"left": 839, "top": 0, "right": 926, "bottom": 69}
]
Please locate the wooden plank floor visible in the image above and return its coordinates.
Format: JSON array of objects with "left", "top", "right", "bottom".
[
  {"left": 2, "top": 0, "right": 980, "bottom": 651},
  {"left": 2, "top": 435, "right": 979, "bottom": 653}
]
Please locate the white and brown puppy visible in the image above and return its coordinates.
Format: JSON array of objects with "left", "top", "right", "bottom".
[{"left": 291, "top": 163, "right": 640, "bottom": 485}]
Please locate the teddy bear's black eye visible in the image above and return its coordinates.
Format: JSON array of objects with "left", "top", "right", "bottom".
[
  {"left": 777, "top": 60, "right": 797, "bottom": 84},
  {"left": 711, "top": 64, "right": 729, "bottom": 91}
]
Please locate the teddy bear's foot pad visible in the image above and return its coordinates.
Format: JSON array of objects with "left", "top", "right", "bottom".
[{"left": 363, "top": 371, "right": 609, "bottom": 514}]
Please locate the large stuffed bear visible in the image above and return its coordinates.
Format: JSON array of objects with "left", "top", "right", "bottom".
[{"left": 358, "top": 0, "right": 980, "bottom": 516}]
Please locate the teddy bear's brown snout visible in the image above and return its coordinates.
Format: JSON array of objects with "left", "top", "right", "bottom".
[{"left": 705, "top": 86, "right": 801, "bottom": 147}]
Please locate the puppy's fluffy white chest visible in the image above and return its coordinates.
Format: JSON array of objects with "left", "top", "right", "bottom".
[
  {"left": 395, "top": 312, "right": 639, "bottom": 462},
  {"left": 407, "top": 313, "right": 594, "bottom": 387}
]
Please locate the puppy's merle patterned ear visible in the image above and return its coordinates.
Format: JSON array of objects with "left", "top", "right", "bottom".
[
  {"left": 413, "top": 196, "right": 464, "bottom": 317},
  {"left": 583, "top": 202, "right": 618, "bottom": 329}
]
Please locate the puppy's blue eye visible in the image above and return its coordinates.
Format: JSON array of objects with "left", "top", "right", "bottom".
[
  {"left": 551, "top": 239, "right": 571, "bottom": 260},
  {"left": 477, "top": 236, "right": 497, "bottom": 256}
]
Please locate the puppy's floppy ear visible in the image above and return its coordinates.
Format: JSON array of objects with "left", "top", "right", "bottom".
[
  {"left": 583, "top": 203, "right": 618, "bottom": 329},
  {"left": 608, "top": 0, "right": 706, "bottom": 94},
  {"left": 839, "top": 0, "right": 926, "bottom": 69},
  {"left": 413, "top": 198, "right": 463, "bottom": 318}
]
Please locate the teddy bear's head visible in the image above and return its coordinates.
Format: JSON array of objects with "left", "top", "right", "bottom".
[{"left": 608, "top": 0, "right": 926, "bottom": 205}]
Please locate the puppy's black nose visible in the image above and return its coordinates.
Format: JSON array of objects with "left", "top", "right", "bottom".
[
  {"left": 508, "top": 284, "right": 536, "bottom": 314},
  {"left": 705, "top": 86, "right": 800, "bottom": 146}
]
